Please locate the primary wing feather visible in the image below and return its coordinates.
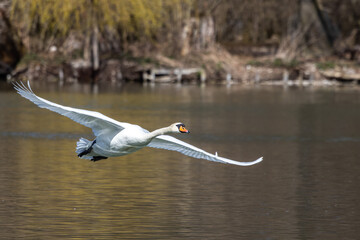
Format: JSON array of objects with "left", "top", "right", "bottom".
[
  {"left": 13, "top": 81, "right": 131, "bottom": 136},
  {"left": 147, "top": 135, "right": 263, "bottom": 166}
]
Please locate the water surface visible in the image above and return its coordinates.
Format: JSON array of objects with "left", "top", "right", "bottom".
[{"left": 0, "top": 83, "right": 359, "bottom": 239}]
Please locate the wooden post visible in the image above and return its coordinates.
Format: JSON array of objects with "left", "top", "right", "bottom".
[
  {"left": 92, "top": 26, "right": 99, "bottom": 71},
  {"left": 175, "top": 69, "right": 182, "bottom": 83},
  {"left": 255, "top": 72, "right": 260, "bottom": 84},
  {"left": 200, "top": 69, "right": 206, "bottom": 83},
  {"left": 59, "top": 68, "right": 64, "bottom": 85},
  {"left": 150, "top": 70, "right": 155, "bottom": 82},
  {"left": 226, "top": 73, "right": 232, "bottom": 84},
  {"left": 283, "top": 70, "right": 289, "bottom": 84}
]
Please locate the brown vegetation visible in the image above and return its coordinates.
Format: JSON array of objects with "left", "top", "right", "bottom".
[{"left": 0, "top": 0, "right": 359, "bottom": 84}]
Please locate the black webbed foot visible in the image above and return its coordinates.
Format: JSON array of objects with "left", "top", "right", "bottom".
[
  {"left": 78, "top": 140, "right": 97, "bottom": 157},
  {"left": 91, "top": 156, "right": 108, "bottom": 162}
]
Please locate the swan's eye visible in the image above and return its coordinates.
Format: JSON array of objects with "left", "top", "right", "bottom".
[{"left": 179, "top": 125, "right": 189, "bottom": 133}]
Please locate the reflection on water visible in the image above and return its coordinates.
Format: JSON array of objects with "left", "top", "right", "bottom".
[{"left": 0, "top": 83, "right": 359, "bottom": 239}]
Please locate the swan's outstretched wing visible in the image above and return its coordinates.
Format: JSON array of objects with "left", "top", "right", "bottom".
[
  {"left": 13, "top": 81, "right": 132, "bottom": 136},
  {"left": 147, "top": 135, "right": 263, "bottom": 166}
]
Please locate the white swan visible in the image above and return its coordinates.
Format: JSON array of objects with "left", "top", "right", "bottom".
[{"left": 13, "top": 81, "right": 263, "bottom": 166}]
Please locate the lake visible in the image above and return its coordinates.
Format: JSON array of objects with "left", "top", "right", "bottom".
[{"left": 0, "top": 82, "right": 359, "bottom": 239}]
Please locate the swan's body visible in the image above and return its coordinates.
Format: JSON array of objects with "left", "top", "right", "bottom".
[{"left": 13, "top": 81, "right": 263, "bottom": 166}]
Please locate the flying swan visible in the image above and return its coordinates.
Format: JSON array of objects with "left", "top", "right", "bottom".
[{"left": 13, "top": 81, "right": 263, "bottom": 166}]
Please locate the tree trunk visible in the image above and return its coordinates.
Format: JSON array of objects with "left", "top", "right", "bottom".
[
  {"left": 311, "top": 0, "right": 338, "bottom": 46},
  {"left": 180, "top": 16, "right": 215, "bottom": 56},
  {"left": 83, "top": 32, "right": 91, "bottom": 63},
  {"left": 300, "top": 0, "right": 337, "bottom": 50},
  {"left": 198, "top": 16, "right": 215, "bottom": 49},
  {"left": 0, "top": 8, "right": 23, "bottom": 78},
  {"left": 91, "top": 26, "right": 99, "bottom": 71}
]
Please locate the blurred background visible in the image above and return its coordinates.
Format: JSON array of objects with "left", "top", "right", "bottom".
[
  {"left": 0, "top": 0, "right": 360, "bottom": 84},
  {"left": 0, "top": 1, "right": 359, "bottom": 239}
]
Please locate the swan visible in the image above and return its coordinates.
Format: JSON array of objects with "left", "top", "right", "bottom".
[{"left": 13, "top": 81, "right": 263, "bottom": 166}]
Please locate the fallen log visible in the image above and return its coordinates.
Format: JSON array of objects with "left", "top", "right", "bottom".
[
  {"left": 320, "top": 69, "right": 360, "bottom": 83},
  {"left": 142, "top": 67, "right": 206, "bottom": 83}
]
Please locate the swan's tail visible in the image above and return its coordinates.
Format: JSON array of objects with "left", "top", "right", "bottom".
[{"left": 76, "top": 138, "right": 92, "bottom": 159}]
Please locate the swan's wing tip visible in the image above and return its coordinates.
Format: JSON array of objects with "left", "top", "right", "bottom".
[
  {"left": 239, "top": 156, "right": 263, "bottom": 166},
  {"left": 12, "top": 81, "right": 29, "bottom": 94},
  {"left": 256, "top": 156, "right": 263, "bottom": 162},
  {"left": 221, "top": 156, "right": 263, "bottom": 166},
  {"left": 246, "top": 156, "right": 263, "bottom": 164}
]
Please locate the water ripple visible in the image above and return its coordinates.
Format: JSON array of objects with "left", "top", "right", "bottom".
[{"left": 0, "top": 131, "right": 90, "bottom": 140}]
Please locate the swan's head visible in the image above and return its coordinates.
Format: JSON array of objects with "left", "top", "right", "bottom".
[{"left": 171, "top": 122, "right": 190, "bottom": 134}]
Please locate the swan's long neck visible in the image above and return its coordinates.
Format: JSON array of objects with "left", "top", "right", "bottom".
[{"left": 147, "top": 126, "right": 173, "bottom": 139}]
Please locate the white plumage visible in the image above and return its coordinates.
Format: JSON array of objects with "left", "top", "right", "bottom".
[{"left": 13, "top": 81, "right": 263, "bottom": 166}]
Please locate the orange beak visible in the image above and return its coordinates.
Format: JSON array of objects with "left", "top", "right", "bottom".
[{"left": 179, "top": 126, "right": 190, "bottom": 133}]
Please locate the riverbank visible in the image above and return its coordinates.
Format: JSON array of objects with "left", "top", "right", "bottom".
[
  {"left": 6, "top": 44, "right": 360, "bottom": 87},
  {"left": 1, "top": 1, "right": 360, "bottom": 87}
]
